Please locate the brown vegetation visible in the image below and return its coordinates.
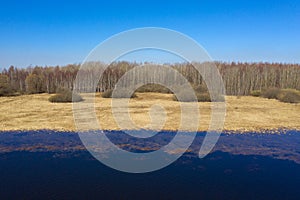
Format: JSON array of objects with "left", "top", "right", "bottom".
[
  {"left": 275, "top": 89, "right": 300, "bottom": 103},
  {"left": 0, "top": 93, "right": 299, "bottom": 132},
  {"left": 136, "top": 84, "right": 172, "bottom": 93},
  {"left": 101, "top": 89, "right": 137, "bottom": 98},
  {"left": 251, "top": 88, "right": 300, "bottom": 103},
  {"left": 48, "top": 88, "right": 83, "bottom": 103}
]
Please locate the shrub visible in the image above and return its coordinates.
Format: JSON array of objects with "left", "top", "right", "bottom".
[
  {"left": 173, "top": 90, "right": 224, "bottom": 102},
  {"left": 196, "top": 93, "right": 212, "bottom": 102},
  {"left": 193, "top": 84, "right": 208, "bottom": 93},
  {"left": 136, "top": 84, "right": 172, "bottom": 93},
  {"left": 250, "top": 90, "right": 262, "bottom": 97},
  {"left": 276, "top": 89, "right": 300, "bottom": 103},
  {"left": 260, "top": 88, "right": 300, "bottom": 103},
  {"left": 135, "top": 84, "right": 211, "bottom": 95},
  {"left": 0, "top": 87, "right": 14, "bottom": 97},
  {"left": 172, "top": 90, "right": 198, "bottom": 102},
  {"left": 101, "top": 89, "right": 137, "bottom": 98},
  {"left": 49, "top": 88, "right": 83, "bottom": 103},
  {"left": 261, "top": 88, "right": 281, "bottom": 99},
  {"left": 101, "top": 89, "right": 113, "bottom": 98}
]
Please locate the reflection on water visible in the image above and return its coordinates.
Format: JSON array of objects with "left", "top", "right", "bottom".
[{"left": 0, "top": 130, "right": 300, "bottom": 199}]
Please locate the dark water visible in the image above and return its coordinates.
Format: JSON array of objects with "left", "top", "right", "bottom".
[{"left": 0, "top": 130, "right": 300, "bottom": 199}]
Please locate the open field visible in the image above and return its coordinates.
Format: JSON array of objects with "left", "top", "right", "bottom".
[{"left": 0, "top": 93, "right": 300, "bottom": 132}]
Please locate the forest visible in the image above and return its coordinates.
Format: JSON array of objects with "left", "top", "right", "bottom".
[{"left": 0, "top": 61, "right": 299, "bottom": 96}]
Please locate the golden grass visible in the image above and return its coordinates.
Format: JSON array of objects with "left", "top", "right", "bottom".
[{"left": 0, "top": 93, "right": 300, "bottom": 132}]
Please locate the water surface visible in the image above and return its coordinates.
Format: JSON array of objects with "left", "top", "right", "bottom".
[{"left": 0, "top": 130, "right": 299, "bottom": 199}]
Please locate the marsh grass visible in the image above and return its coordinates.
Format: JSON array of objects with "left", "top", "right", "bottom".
[{"left": 0, "top": 93, "right": 300, "bottom": 132}]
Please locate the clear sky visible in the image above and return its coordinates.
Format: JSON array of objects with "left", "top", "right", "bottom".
[{"left": 0, "top": 0, "right": 299, "bottom": 69}]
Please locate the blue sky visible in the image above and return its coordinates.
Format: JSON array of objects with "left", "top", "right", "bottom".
[{"left": 0, "top": 0, "right": 299, "bottom": 69}]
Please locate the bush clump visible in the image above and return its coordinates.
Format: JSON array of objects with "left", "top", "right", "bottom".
[
  {"left": 258, "top": 88, "right": 300, "bottom": 103},
  {"left": 261, "top": 88, "right": 281, "bottom": 99},
  {"left": 49, "top": 88, "right": 83, "bottom": 103},
  {"left": 0, "top": 87, "right": 17, "bottom": 97},
  {"left": 276, "top": 89, "right": 300, "bottom": 103},
  {"left": 101, "top": 89, "right": 113, "bottom": 98},
  {"left": 101, "top": 89, "right": 137, "bottom": 98},
  {"left": 173, "top": 90, "right": 224, "bottom": 102},
  {"left": 196, "top": 93, "right": 212, "bottom": 102},
  {"left": 172, "top": 84, "right": 224, "bottom": 102},
  {"left": 250, "top": 90, "right": 262, "bottom": 97},
  {"left": 136, "top": 84, "right": 209, "bottom": 94},
  {"left": 136, "top": 84, "right": 172, "bottom": 93},
  {"left": 193, "top": 84, "right": 209, "bottom": 93}
]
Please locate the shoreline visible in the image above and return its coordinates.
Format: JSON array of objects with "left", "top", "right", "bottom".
[{"left": 0, "top": 128, "right": 299, "bottom": 134}]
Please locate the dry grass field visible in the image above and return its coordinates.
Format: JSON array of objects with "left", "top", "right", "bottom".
[{"left": 0, "top": 93, "right": 300, "bottom": 132}]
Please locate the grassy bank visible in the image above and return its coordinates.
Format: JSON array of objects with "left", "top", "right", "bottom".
[{"left": 0, "top": 93, "right": 299, "bottom": 132}]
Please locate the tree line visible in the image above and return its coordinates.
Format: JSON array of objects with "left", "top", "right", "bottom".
[{"left": 0, "top": 61, "right": 299, "bottom": 96}]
